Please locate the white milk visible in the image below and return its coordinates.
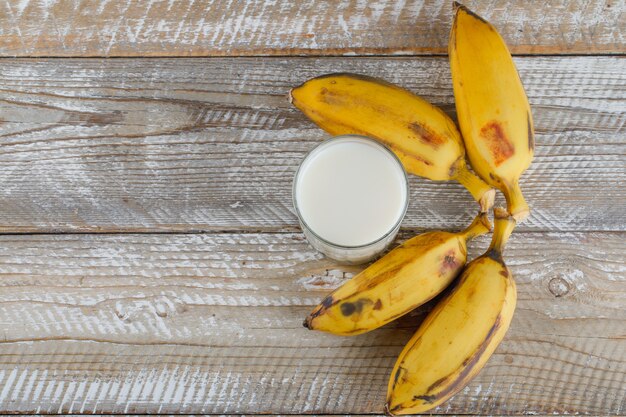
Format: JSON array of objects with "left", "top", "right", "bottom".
[{"left": 294, "top": 135, "right": 408, "bottom": 263}]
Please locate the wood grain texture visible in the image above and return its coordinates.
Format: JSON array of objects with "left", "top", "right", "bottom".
[
  {"left": 0, "top": 0, "right": 624, "bottom": 57},
  {"left": 0, "top": 231, "right": 623, "bottom": 414},
  {"left": 0, "top": 56, "right": 624, "bottom": 233}
]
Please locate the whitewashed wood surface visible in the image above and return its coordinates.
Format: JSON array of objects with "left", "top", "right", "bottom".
[
  {"left": 0, "top": 57, "right": 623, "bottom": 233},
  {"left": 0, "top": 0, "right": 623, "bottom": 56},
  {"left": 0, "top": 232, "right": 624, "bottom": 414},
  {"left": 0, "top": 0, "right": 624, "bottom": 415}
]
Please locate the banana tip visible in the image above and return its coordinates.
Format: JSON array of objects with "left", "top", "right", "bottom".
[
  {"left": 479, "top": 188, "right": 496, "bottom": 213},
  {"left": 287, "top": 88, "right": 294, "bottom": 105},
  {"left": 384, "top": 402, "right": 396, "bottom": 417},
  {"left": 495, "top": 206, "right": 527, "bottom": 222},
  {"left": 302, "top": 316, "right": 312, "bottom": 329}
]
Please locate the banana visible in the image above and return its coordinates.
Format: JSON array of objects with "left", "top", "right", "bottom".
[
  {"left": 290, "top": 73, "right": 495, "bottom": 212},
  {"left": 449, "top": 3, "right": 534, "bottom": 220},
  {"left": 386, "top": 208, "right": 517, "bottom": 415},
  {"left": 303, "top": 212, "right": 491, "bottom": 336}
]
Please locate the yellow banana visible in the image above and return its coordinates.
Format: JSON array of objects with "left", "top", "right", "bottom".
[
  {"left": 303, "top": 212, "right": 491, "bottom": 336},
  {"left": 449, "top": 3, "right": 534, "bottom": 220},
  {"left": 290, "top": 73, "right": 495, "bottom": 212},
  {"left": 386, "top": 208, "right": 517, "bottom": 415}
]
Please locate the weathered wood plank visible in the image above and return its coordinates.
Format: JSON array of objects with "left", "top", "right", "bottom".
[
  {"left": 0, "top": 0, "right": 624, "bottom": 57},
  {"left": 0, "top": 57, "right": 623, "bottom": 233},
  {"left": 0, "top": 231, "right": 623, "bottom": 414}
]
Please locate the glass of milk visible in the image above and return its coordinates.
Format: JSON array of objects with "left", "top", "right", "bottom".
[{"left": 293, "top": 135, "right": 409, "bottom": 264}]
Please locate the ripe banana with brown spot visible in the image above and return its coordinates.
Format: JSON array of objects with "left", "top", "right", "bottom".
[
  {"left": 303, "top": 212, "right": 492, "bottom": 336},
  {"left": 289, "top": 73, "right": 495, "bottom": 212},
  {"left": 449, "top": 2, "right": 534, "bottom": 220},
  {"left": 386, "top": 208, "right": 517, "bottom": 415}
]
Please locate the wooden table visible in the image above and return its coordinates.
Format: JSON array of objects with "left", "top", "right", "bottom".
[{"left": 0, "top": 1, "right": 624, "bottom": 415}]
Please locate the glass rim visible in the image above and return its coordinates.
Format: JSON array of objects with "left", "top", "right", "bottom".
[{"left": 292, "top": 134, "right": 410, "bottom": 250}]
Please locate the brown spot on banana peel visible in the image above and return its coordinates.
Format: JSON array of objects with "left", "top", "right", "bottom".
[
  {"left": 527, "top": 111, "right": 535, "bottom": 151},
  {"left": 486, "top": 249, "right": 504, "bottom": 262},
  {"left": 443, "top": 251, "right": 458, "bottom": 268},
  {"left": 340, "top": 298, "right": 373, "bottom": 316},
  {"left": 426, "top": 375, "right": 450, "bottom": 394},
  {"left": 332, "top": 325, "right": 382, "bottom": 336},
  {"left": 388, "top": 404, "right": 404, "bottom": 415},
  {"left": 392, "top": 365, "right": 410, "bottom": 389},
  {"left": 480, "top": 121, "right": 515, "bottom": 166},
  {"left": 304, "top": 295, "right": 336, "bottom": 328},
  {"left": 465, "top": 285, "right": 477, "bottom": 300},
  {"left": 321, "top": 295, "right": 334, "bottom": 309},
  {"left": 412, "top": 393, "right": 438, "bottom": 404},
  {"left": 402, "top": 151, "right": 434, "bottom": 167},
  {"left": 340, "top": 302, "right": 357, "bottom": 316},
  {"left": 448, "top": 157, "right": 462, "bottom": 178},
  {"left": 373, "top": 299, "right": 383, "bottom": 310},
  {"left": 318, "top": 87, "right": 348, "bottom": 107},
  {"left": 408, "top": 122, "right": 446, "bottom": 148},
  {"left": 440, "top": 250, "right": 461, "bottom": 275}
]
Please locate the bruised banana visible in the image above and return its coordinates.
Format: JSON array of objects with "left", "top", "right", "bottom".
[
  {"left": 303, "top": 212, "right": 491, "bottom": 336},
  {"left": 386, "top": 208, "right": 517, "bottom": 415},
  {"left": 450, "top": 3, "right": 534, "bottom": 220},
  {"left": 290, "top": 73, "right": 495, "bottom": 212}
]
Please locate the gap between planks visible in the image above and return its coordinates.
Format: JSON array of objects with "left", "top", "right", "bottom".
[
  {"left": 2, "top": 229, "right": 626, "bottom": 236},
  {"left": 1, "top": 52, "right": 625, "bottom": 59},
  {"left": 13, "top": 415, "right": 612, "bottom": 417}
]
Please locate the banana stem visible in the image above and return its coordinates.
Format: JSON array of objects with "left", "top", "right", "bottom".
[
  {"left": 488, "top": 208, "right": 516, "bottom": 255},
  {"left": 502, "top": 180, "right": 530, "bottom": 221},
  {"left": 454, "top": 163, "right": 495, "bottom": 213},
  {"left": 461, "top": 212, "right": 492, "bottom": 241}
]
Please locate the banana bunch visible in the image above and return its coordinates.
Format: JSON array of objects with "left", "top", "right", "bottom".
[
  {"left": 450, "top": 2, "right": 534, "bottom": 220},
  {"left": 290, "top": 73, "right": 495, "bottom": 212},
  {"left": 292, "top": 2, "right": 533, "bottom": 414},
  {"left": 386, "top": 208, "right": 517, "bottom": 415},
  {"left": 304, "top": 212, "right": 491, "bottom": 335}
]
